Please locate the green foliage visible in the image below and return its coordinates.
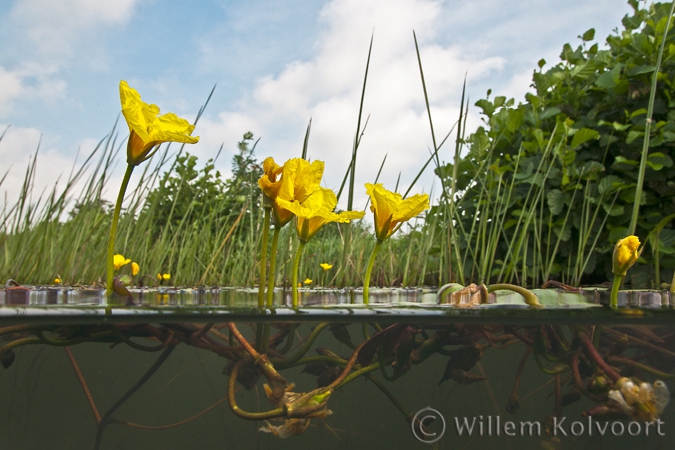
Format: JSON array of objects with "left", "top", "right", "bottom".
[
  {"left": 142, "top": 132, "right": 262, "bottom": 237},
  {"left": 434, "top": 1, "right": 675, "bottom": 287}
]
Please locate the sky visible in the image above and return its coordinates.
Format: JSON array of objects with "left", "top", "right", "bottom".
[{"left": 0, "top": 0, "right": 635, "bottom": 213}]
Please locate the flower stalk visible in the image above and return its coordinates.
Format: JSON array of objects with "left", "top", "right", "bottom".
[
  {"left": 266, "top": 226, "right": 281, "bottom": 307},
  {"left": 291, "top": 242, "right": 306, "bottom": 308},
  {"left": 362, "top": 240, "right": 382, "bottom": 305},
  {"left": 106, "top": 164, "right": 134, "bottom": 296},
  {"left": 258, "top": 207, "right": 271, "bottom": 308}
]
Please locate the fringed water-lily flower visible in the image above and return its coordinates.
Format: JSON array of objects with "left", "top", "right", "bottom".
[
  {"left": 610, "top": 235, "right": 643, "bottom": 308},
  {"left": 277, "top": 187, "right": 365, "bottom": 243},
  {"left": 258, "top": 157, "right": 284, "bottom": 203},
  {"left": 108, "top": 81, "right": 199, "bottom": 296},
  {"left": 270, "top": 158, "right": 325, "bottom": 227},
  {"left": 612, "top": 235, "right": 642, "bottom": 277},
  {"left": 320, "top": 263, "right": 333, "bottom": 271},
  {"left": 362, "top": 183, "right": 429, "bottom": 304},
  {"left": 278, "top": 186, "right": 364, "bottom": 307},
  {"left": 119, "top": 80, "right": 200, "bottom": 166},
  {"left": 365, "top": 183, "right": 430, "bottom": 242},
  {"left": 113, "top": 254, "right": 131, "bottom": 271},
  {"left": 131, "top": 262, "right": 140, "bottom": 276}
]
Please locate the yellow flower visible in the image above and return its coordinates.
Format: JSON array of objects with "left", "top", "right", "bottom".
[
  {"left": 162, "top": 273, "right": 171, "bottom": 281},
  {"left": 320, "top": 263, "right": 333, "bottom": 271},
  {"left": 131, "top": 262, "right": 140, "bottom": 276},
  {"left": 54, "top": 277, "right": 61, "bottom": 284},
  {"left": 303, "top": 278, "right": 312, "bottom": 285},
  {"left": 365, "top": 183, "right": 430, "bottom": 241},
  {"left": 277, "top": 187, "right": 365, "bottom": 242},
  {"left": 270, "top": 158, "right": 325, "bottom": 227},
  {"left": 113, "top": 254, "right": 131, "bottom": 270},
  {"left": 612, "top": 235, "right": 642, "bottom": 277},
  {"left": 258, "top": 157, "right": 284, "bottom": 201},
  {"left": 119, "top": 80, "right": 199, "bottom": 166}
]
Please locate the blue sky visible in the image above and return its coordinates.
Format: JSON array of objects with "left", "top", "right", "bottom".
[{"left": 0, "top": 0, "right": 634, "bottom": 210}]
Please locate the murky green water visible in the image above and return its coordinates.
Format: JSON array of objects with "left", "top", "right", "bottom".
[{"left": 1, "top": 287, "right": 674, "bottom": 449}]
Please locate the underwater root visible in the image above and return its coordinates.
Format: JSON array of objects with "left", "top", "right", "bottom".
[{"left": 0, "top": 322, "right": 672, "bottom": 446}]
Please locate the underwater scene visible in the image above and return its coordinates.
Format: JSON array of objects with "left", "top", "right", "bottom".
[{"left": 1, "top": 287, "right": 675, "bottom": 450}]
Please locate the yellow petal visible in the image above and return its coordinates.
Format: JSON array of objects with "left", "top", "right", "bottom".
[
  {"left": 278, "top": 187, "right": 364, "bottom": 241},
  {"left": 365, "top": 183, "right": 429, "bottom": 241},
  {"left": 131, "top": 262, "right": 140, "bottom": 276},
  {"left": 612, "top": 235, "right": 641, "bottom": 276},
  {"left": 258, "top": 157, "right": 284, "bottom": 200},
  {"left": 277, "top": 158, "right": 324, "bottom": 205},
  {"left": 113, "top": 254, "right": 131, "bottom": 270},
  {"left": 120, "top": 80, "right": 199, "bottom": 166}
]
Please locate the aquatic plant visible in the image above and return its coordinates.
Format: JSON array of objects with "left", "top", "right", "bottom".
[
  {"left": 277, "top": 185, "right": 364, "bottom": 306},
  {"left": 610, "top": 235, "right": 643, "bottom": 308},
  {"left": 362, "top": 183, "right": 429, "bottom": 304},
  {"left": 0, "top": 316, "right": 672, "bottom": 447},
  {"left": 106, "top": 81, "right": 199, "bottom": 295}
]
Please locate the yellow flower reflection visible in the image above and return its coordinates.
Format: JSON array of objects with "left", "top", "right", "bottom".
[
  {"left": 277, "top": 187, "right": 364, "bottom": 242},
  {"left": 120, "top": 80, "right": 200, "bottom": 166},
  {"left": 613, "top": 235, "right": 642, "bottom": 277},
  {"left": 113, "top": 254, "right": 131, "bottom": 271},
  {"left": 320, "top": 263, "right": 333, "bottom": 271},
  {"left": 365, "top": 183, "right": 429, "bottom": 241},
  {"left": 131, "top": 262, "right": 140, "bottom": 276}
]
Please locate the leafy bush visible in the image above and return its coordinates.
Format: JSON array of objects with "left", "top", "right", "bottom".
[{"left": 435, "top": 0, "right": 675, "bottom": 287}]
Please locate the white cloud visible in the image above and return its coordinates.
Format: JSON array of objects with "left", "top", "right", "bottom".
[
  {"left": 198, "top": 0, "right": 505, "bottom": 209},
  {"left": 0, "top": 125, "right": 113, "bottom": 219},
  {"left": 9, "top": 0, "right": 137, "bottom": 61},
  {"left": 0, "top": 63, "right": 66, "bottom": 118}
]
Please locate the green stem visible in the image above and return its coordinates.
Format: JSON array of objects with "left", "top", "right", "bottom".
[
  {"left": 610, "top": 274, "right": 623, "bottom": 309},
  {"left": 94, "top": 345, "right": 175, "bottom": 449},
  {"left": 272, "top": 322, "right": 329, "bottom": 368},
  {"left": 363, "top": 240, "right": 382, "bottom": 305},
  {"left": 258, "top": 208, "right": 271, "bottom": 307},
  {"left": 487, "top": 283, "right": 541, "bottom": 308},
  {"left": 629, "top": 1, "right": 675, "bottom": 235},
  {"left": 291, "top": 241, "right": 306, "bottom": 308},
  {"left": 106, "top": 164, "right": 135, "bottom": 296},
  {"left": 266, "top": 227, "right": 281, "bottom": 307}
]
